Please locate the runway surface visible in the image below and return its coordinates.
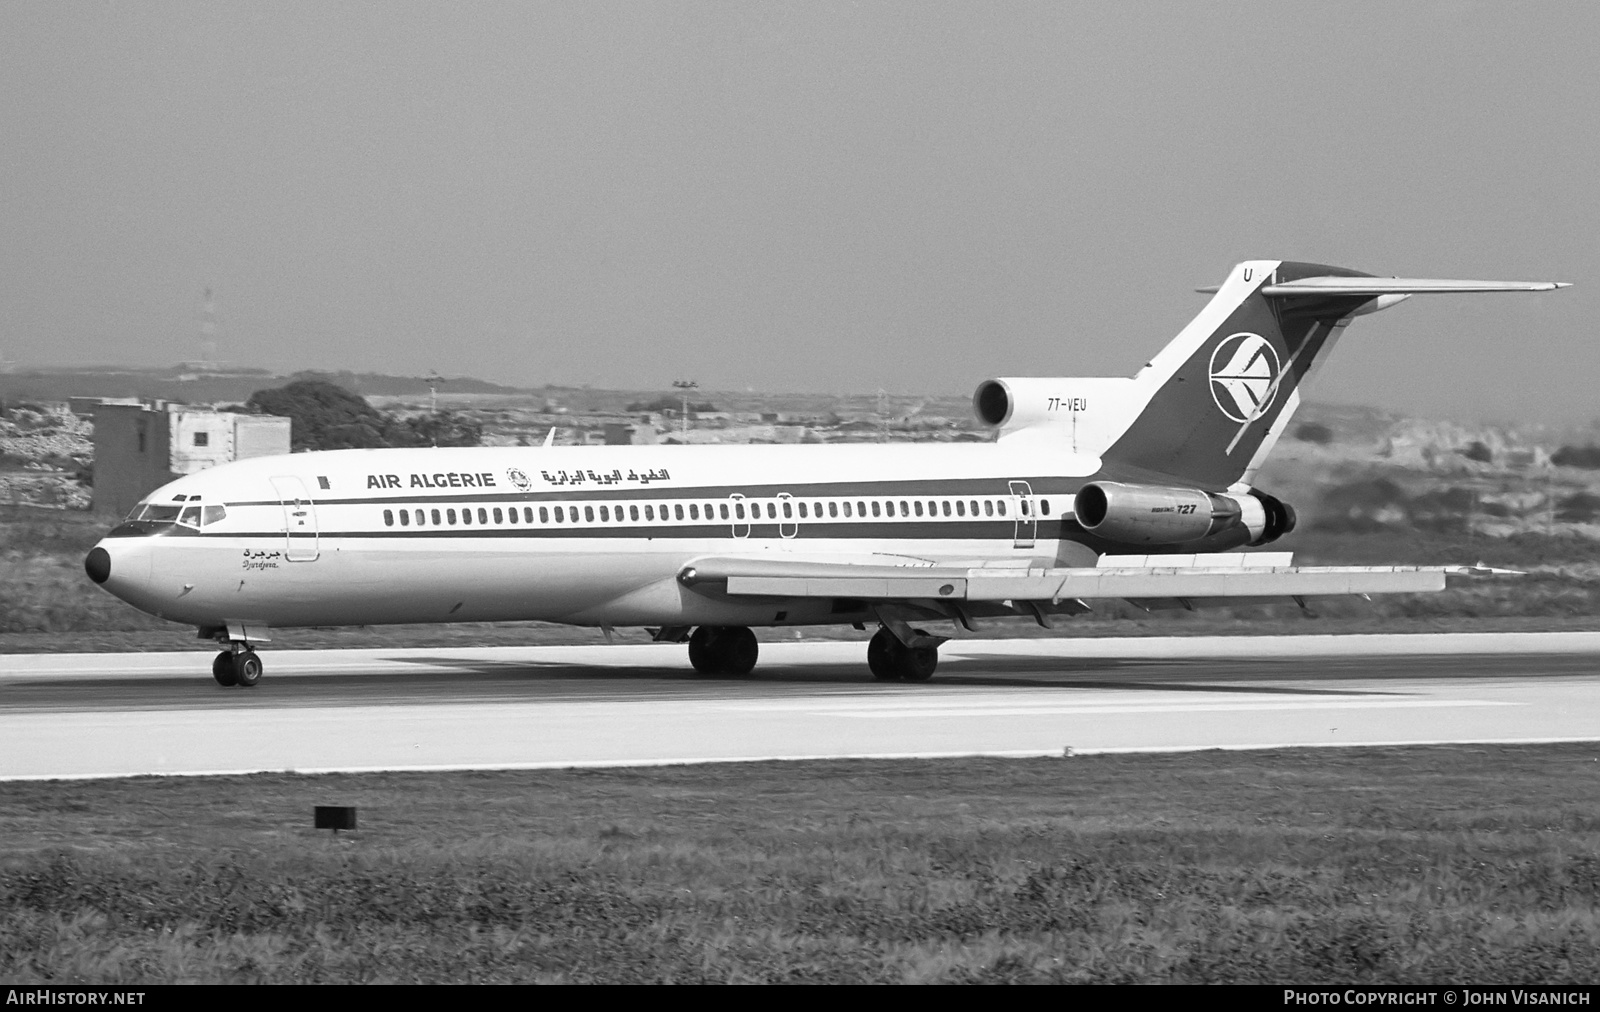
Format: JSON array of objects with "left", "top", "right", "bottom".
[{"left": 3, "top": 632, "right": 1599, "bottom": 779}]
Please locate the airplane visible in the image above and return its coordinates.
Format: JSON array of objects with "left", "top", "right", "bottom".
[{"left": 83, "top": 260, "right": 1568, "bottom": 688}]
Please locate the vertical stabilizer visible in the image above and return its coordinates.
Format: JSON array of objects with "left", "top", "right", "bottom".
[{"left": 1104, "top": 261, "right": 1394, "bottom": 488}]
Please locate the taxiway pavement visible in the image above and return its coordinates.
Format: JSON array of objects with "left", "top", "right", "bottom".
[{"left": 3, "top": 632, "right": 1599, "bottom": 779}]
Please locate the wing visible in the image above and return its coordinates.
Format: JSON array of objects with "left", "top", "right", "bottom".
[{"left": 679, "top": 552, "right": 1513, "bottom": 610}]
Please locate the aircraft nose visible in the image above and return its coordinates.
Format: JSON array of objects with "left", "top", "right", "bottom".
[{"left": 85, "top": 546, "right": 111, "bottom": 584}]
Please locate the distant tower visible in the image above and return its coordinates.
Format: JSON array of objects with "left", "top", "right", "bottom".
[{"left": 196, "top": 287, "right": 219, "bottom": 368}]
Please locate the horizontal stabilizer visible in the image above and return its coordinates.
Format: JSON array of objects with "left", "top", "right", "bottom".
[
  {"left": 1196, "top": 277, "right": 1570, "bottom": 295},
  {"left": 1261, "top": 277, "right": 1570, "bottom": 296}
]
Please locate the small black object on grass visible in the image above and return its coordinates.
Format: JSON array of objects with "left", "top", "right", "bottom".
[{"left": 315, "top": 805, "right": 357, "bottom": 834}]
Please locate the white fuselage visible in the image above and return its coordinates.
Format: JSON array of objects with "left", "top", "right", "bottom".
[{"left": 92, "top": 441, "right": 1106, "bottom": 632}]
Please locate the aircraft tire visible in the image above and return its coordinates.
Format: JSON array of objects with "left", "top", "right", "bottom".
[
  {"left": 687, "top": 626, "right": 718, "bottom": 675},
  {"left": 212, "top": 651, "right": 238, "bottom": 687},
  {"left": 717, "top": 627, "right": 759, "bottom": 676},
  {"left": 898, "top": 645, "right": 938, "bottom": 682},
  {"left": 867, "top": 628, "right": 900, "bottom": 681},
  {"left": 232, "top": 650, "right": 263, "bottom": 688}
]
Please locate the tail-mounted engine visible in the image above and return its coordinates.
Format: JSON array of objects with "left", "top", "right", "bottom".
[{"left": 1074, "top": 481, "right": 1296, "bottom": 547}]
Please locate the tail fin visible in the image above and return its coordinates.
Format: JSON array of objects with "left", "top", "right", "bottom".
[{"left": 1099, "top": 260, "right": 1568, "bottom": 490}]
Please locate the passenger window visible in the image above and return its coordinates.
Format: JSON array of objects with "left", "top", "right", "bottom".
[
  {"left": 462, "top": 508, "right": 472, "bottom": 525},
  {"left": 432, "top": 509, "right": 442, "bottom": 525},
  {"left": 537, "top": 507, "right": 547, "bottom": 523},
  {"left": 600, "top": 505, "right": 610, "bottom": 522},
  {"left": 689, "top": 504, "right": 699, "bottom": 520},
  {"left": 631, "top": 505, "right": 640, "bottom": 521},
  {"left": 900, "top": 500, "right": 909, "bottom": 515},
  {"left": 1040, "top": 499, "right": 1050, "bottom": 515},
  {"left": 885, "top": 502, "right": 895, "bottom": 517},
  {"left": 507, "top": 508, "right": 517, "bottom": 524},
  {"left": 644, "top": 505, "right": 654, "bottom": 521},
  {"left": 871, "top": 502, "right": 881, "bottom": 517},
  {"left": 493, "top": 508, "right": 503, "bottom": 524},
  {"left": 997, "top": 501, "right": 1007, "bottom": 516},
  {"left": 580, "top": 506, "right": 590, "bottom": 523},
  {"left": 202, "top": 505, "right": 226, "bottom": 525},
  {"left": 956, "top": 501, "right": 965, "bottom": 517},
  {"left": 856, "top": 501, "right": 866, "bottom": 516},
  {"left": 448, "top": 509, "right": 458, "bottom": 524},
  {"left": 734, "top": 503, "right": 745, "bottom": 520},
  {"left": 766, "top": 503, "right": 777, "bottom": 519},
  {"left": 1020, "top": 500, "right": 1029, "bottom": 516},
  {"left": 415, "top": 510, "right": 426, "bottom": 526},
  {"left": 983, "top": 500, "right": 993, "bottom": 517},
  {"left": 797, "top": 502, "right": 806, "bottom": 519},
  {"left": 719, "top": 503, "right": 729, "bottom": 520},
  {"left": 480, "top": 508, "right": 490, "bottom": 524},
  {"left": 828, "top": 502, "right": 838, "bottom": 518},
  {"left": 913, "top": 502, "right": 923, "bottom": 517},
  {"left": 525, "top": 508, "right": 534, "bottom": 523},
  {"left": 384, "top": 509, "right": 395, "bottom": 527},
  {"left": 929, "top": 500, "right": 938, "bottom": 515},
  {"left": 674, "top": 504, "right": 684, "bottom": 521},
  {"left": 553, "top": 507, "right": 563, "bottom": 524},
  {"left": 941, "top": 501, "right": 951, "bottom": 517},
  {"left": 782, "top": 502, "right": 792, "bottom": 519},
  {"left": 400, "top": 510, "right": 410, "bottom": 526}
]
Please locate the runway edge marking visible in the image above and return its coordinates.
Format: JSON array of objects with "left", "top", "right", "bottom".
[{"left": 4, "top": 737, "right": 1600, "bottom": 782}]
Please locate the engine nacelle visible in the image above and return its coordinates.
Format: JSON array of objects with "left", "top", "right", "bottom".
[
  {"left": 1074, "top": 481, "right": 1296, "bottom": 547},
  {"left": 973, "top": 378, "right": 1055, "bottom": 430}
]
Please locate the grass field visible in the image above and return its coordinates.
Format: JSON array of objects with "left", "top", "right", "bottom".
[{"left": 3, "top": 745, "right": 1599, "bottom": 983}]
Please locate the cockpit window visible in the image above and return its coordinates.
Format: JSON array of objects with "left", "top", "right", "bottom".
[
  {"left": 178, "top": 506, "right": 202, "bottom": 528},
  {"left": 202, "top": 505, "right": 227, "bottom": 525},
  {"left": 133, "top": 504, "right": 182, "bottom": 523}
]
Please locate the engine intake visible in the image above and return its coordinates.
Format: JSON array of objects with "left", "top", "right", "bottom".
[{"left": 1074, "top": 481, "right": 1296, "bottom": 546}]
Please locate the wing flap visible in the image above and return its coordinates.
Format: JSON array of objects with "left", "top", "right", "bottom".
[{"left": 687, "top": 554, "right": 1494, "bottom": 603}]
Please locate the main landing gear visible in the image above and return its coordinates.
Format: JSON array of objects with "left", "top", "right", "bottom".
[
  {"left": 867, "top": 626, "right": 938, "bottom": 682},
  {"left": 687, "top": 625, "right": 759, "bottom": 677},
  {"left": 212, "top": 646, "right": 263, "bottom": 688}
]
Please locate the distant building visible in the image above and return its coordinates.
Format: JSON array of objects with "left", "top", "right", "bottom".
[
  {"left": 603, "top": 422, "right": 659, "bottom": 445},
  {"left": 91, "top": 401, "right": 290, "bottom": 516}
]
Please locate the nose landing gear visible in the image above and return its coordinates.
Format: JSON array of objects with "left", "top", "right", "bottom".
[{"left": 211, "top": 644, "right": 263, "bottom": 688}]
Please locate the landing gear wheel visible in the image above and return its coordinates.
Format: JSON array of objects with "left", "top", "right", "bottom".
[
  {"left": 867, "top": 628, "right": 900, "bottom": 681},
  {"left": 687, "top": 626, "right": 760, "bottom": 676},
  {"left": 212, "top": 651, "right": 238, "bottom": 687},
  {"left": 717, "top": 627, "right": 759, "bottom": 676},
  {"left": 231, "top": 650, "right": 263, "bottom": 688},
  {"left": 899, "top": 628, "right": 938, "bottom": 682},
  {"left": 867, "top": 627, "right": 939, "bottom": 682},
  {"left": 688, "top": 626, "right": 718, "bottom": 675}
]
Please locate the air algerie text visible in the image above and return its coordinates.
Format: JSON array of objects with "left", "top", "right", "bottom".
[{"left": 366, "top": 473, "right": 497, "bottom": 490}]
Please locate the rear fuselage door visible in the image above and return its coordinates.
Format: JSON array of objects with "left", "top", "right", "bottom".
[
  {"left": 729, "top": 493, "right": 750, "bottom": 539},
  {"left": 269, "top": 475, "right": 320, "bottom": 561},
  {"left": 1008, "top": 480, "right": 1036, "bottom": 549}
]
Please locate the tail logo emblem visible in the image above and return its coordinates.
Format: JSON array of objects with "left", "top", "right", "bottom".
[{"left": 1209, "top": 332, "right": 1280, "bottom": 423}]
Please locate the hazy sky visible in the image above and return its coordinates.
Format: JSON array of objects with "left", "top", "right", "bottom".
[{"left": 2, "top": 1, "right": 1595, "bottom": 422}]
